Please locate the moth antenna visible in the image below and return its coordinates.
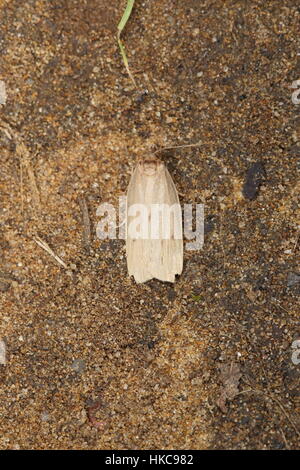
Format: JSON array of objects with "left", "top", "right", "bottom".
[{"left": 154, "top": 142, "right": 201, "bottom": 155}]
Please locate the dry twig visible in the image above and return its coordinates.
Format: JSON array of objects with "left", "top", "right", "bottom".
[{"left": 34, "top": 236, "right": 68, "bottom": 269}]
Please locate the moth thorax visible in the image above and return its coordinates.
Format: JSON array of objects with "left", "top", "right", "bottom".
[{"left": 139, "top": 158, "right": 163, "bottom": 176}]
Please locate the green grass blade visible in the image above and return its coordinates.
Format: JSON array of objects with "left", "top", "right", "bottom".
[
  {"left": 117, "top": 0, "right": 136, "bottom": 86},
  {"left": 118, "top": 0, "right": 135, "bottom": 33}
]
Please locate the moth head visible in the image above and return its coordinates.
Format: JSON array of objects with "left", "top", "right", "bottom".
[{"left": 138, "top": 157, "right": 164, "bottom": 176}]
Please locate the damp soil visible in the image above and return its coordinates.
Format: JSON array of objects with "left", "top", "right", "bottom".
[{"left": 0, "top": 0, "right": 299, "bottom": 450}]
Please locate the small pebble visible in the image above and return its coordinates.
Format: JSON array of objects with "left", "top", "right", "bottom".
[
  {"left": 287, "top": 272, "right": 300, "bottom": 287},
  {"left": 71, "top": 358, "right": 86, "bottom": 374}
]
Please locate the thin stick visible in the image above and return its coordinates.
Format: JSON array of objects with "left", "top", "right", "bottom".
[
  {"left": 271, "top": 298, "right": 289, "bottom": 313},
  {"left": 16, "top": 142, "right": 41, "bottom": 211},
  {"left": 238, "top": 388, "right": 300, "bottom": 438},
  {"left": 280, "top": 428, "right": 290, "bottom": 450},
  {"left": 79, "top": 198, "right": 91, "bottom": 248},
  {"left": 34, "top": 236, "right": 68, "bottom": 269},
  {"left": 0, "top": 120, "right": 40, "bottom": 213},
  {"left": 293, "top": 230, "right": 299, "bottom": 253},
  {"left": 20, "top": 157, "right": 24, "bottom": 214}
]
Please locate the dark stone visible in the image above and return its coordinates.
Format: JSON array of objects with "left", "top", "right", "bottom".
[
  {"left": 243, "top": 161, "right": 266, "bottom": 200},
  {"left": 204, "top": 215, "right": 216, "bottom": 234}
]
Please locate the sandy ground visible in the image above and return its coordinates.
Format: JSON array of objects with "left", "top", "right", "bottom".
[{"left": 0, "top": 0, "right": 299, "bottom": 450}]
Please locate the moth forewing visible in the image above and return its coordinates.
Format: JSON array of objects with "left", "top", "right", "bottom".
[{"left": 126, "top": 157, "right": 183, "bottom": 283}]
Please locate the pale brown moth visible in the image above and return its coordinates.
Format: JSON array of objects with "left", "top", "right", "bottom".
[{"left": 126, "top": 156, "right": 183, "bottom": 283}]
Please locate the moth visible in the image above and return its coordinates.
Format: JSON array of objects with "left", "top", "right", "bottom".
[{"left": 126, "top": 156, "right": 183, "bottom": 283}]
